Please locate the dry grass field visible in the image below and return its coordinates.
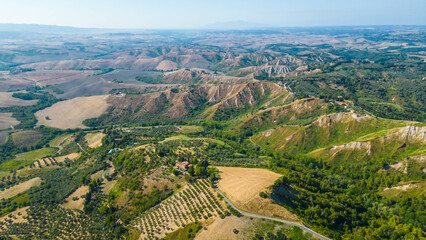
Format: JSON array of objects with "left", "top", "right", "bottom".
[
  {"left": 0, "top": 113, "right": 19, "bottom": 130},
  {"left": 35, "top": 95, "right": 110, "bottom": 129},
  {"left": 90, "top": 170, "right": 103, "bottom": 180},
  {"left": 217, "top": 167, "right": 299, "bottom": 222},
  {"left": 195, "top": 216, "right": 286, "bottom": 240},
  {"left": 195, "top": 216, "right": 257, "bottom": 240},
  {"left": 102, "top": 180, "right": 117, "bottom": 195},
  {"left": 0, "top": 92, "right": 37, "bottom": 108},
  {"left": 14, "top": 70, "right": 96, "bottom": 86},
  {"left": 0, "top": 178, "right": 42, "bottom": 200},
  {"left": 55, "top": 153, "right": 81, "bottom": 163},
  {"left": 85, "top": 132, "right": 105, "bottom": 148},
  {"left": 63, "top": 185, "right": 89, "bottom": 210}
]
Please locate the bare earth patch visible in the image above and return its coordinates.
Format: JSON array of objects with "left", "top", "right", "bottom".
[
  {"left": 0, "top": 177, "right": 42, "bottom": 200},
  {"left": 85, "top": 132, "right": 106, "bottom": 148},
  {"left": 217, "top": 167, "right": 299, "bottom": 222},
  {"left": 0, "top": 113, "right": 19, "bottom": 130},
  {"left": 195, "top": 216, "right": 257, "bottom": 240},
  {"left": 384, "top": 183, "right": 419, "bottom": 191},
  {"left": 13, "top": 70, "right": 96, "bottom": 86},
  {"left": 381, "top": 182, "right": 426, "bottom": 200},
  {"left": 63, "top": 185, "right": 89, "bottom": 210},
  {"left": 35, "top": 95, "right": 110, "bottom": 129},
  {"left": 0, "top": 92, "right": 37, "bottom": 108}
]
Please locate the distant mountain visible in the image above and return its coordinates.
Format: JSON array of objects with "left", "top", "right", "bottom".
[
  {"left": 0, "top": 23, "right": 114, "bottom": 34},
  {"left": 200, "top": 21, "right": 275, "bottom": 30}
]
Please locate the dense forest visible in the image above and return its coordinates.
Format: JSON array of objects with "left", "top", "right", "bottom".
[{"left": 264, "top": 58, "right": 425, "bottom": 122}]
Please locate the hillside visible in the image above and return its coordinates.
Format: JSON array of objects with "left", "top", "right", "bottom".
[
  {"left": 309, "top": 125, "right": 426, "bottom": 163},
  {"left": 252, "top": 113, "right": 405, "bottom": 153},
  {"left": 84, "top": 82, "right": 288, "bottom": 126},
  {"left": 0, "top": 26, "right": 424, "bottom": 240}
]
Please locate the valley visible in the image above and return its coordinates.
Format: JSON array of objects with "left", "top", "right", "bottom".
[{"left": 0, "top": 25, "right": 424, "bottom": 240}]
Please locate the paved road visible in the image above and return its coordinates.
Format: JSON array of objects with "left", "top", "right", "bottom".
[{"left": 214, "top": 188, "right": 331, "bottom": 240}]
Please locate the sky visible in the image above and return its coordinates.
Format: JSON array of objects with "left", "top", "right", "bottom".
[{"left": 0, "top": 0, "right": 425, "bottom": 29}]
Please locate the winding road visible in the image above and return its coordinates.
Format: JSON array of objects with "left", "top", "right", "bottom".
[{"left": 214, "top": 188, "right": 331, "bottom": 240}]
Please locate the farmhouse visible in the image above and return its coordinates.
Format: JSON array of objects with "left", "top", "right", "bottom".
[
  {"left": 336, "top": 101, "right": 346, "bottom": 106},
  {"left": 174, "top": 161, "right": 190, "bottom": 171}
]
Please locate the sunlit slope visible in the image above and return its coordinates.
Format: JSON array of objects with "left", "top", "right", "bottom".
[{"left": 251, "top": 113, "right": 425, "bottom": 162}]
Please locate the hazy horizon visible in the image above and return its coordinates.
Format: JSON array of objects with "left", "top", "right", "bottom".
[{"left": 1, "top": 0, "right": 425, "bottom": 29}]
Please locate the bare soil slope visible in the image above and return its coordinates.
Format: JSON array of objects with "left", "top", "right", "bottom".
[
  {"left": 35, "top": 95, "right": 110, "bottom": 129},
  {"left": 0, "top": 92, "right": 37, "bottom": 107},
  {"left": 13, "top": 70, "right": 96, "bottom": 86},
  {"left": 107, "top": 82, "right": 286, "bottom": 121},
  {"left": 195, "top": 216, "right": 258, "bottom": 240},
  {"left": 0, "top": 113, "right": 19, "bottom": 130}
]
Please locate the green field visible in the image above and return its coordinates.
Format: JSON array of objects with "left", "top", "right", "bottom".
[
  {"left": 49, "top": 133, "right": 72, "bottom": 148},
  {"left": 15, "top": 148, "right": 57, "bottom": 161},
  {"left": 17, "top": 167, "right": 58, "bottom": 178},
  {"left": 0, "top": 148, "right": 57, "bottom": 171}
]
